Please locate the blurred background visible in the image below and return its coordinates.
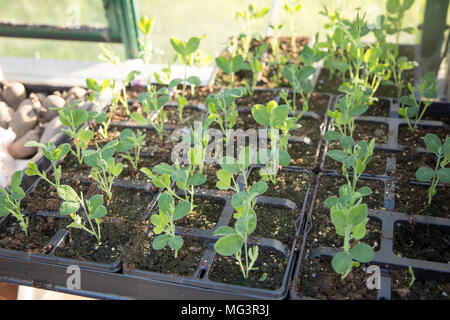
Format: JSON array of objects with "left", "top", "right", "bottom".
[{"left": 0, "top": 0, "right": 445, "bottom": 63}]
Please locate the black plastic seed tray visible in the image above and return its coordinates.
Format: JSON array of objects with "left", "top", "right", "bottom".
[
  {"left": 290, "top": 96, "right": 450, "bottom": 299},
  {"left": 122, "top": 166, "right": 313, "bottom": 299}
]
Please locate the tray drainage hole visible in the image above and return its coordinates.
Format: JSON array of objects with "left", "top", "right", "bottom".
[{"left": 198, "top": 268, "right": 207, "bottom": 279}]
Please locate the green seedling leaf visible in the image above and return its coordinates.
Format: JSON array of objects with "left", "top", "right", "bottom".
[{"left": 350, "top": 243, "right": 374, "bottom": 263}]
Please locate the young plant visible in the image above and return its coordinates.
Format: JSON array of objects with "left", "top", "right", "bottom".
[
  {"left": 120, "top": 70, "right": 142, "bottom": 116},
  {"left": 82, "top": 141, "right": 123, "bottom": 199},
  {"left": 399, "top": 72, "right": 438, "bottom": 133},
  {"left": 324, "top": 184, "right": 375, "bottom": 279},
  {"left": 283, "top": 0, "right": 302, "bottom": 49},
  {"left": 150, "top": 191, "right": 191, "bottom": 258},
  {"left": 242, "top": 43, "right": 268, "bottom": 96},
  {"left": 384, "top": 0, "right": 415, "bottom": 46},
  {"left": 383, "top": 45, "right": 418, "bottom": 98},
  {"left": 141, "top": 162, "right": 206, "bottom": 209},
  {"left": 252, "top": 101, "right": 297, "bottom": 184},
  {"left": 327, "top": 89, "right": 371, "bottom": 138},
  {"left": 324, "top": 135, "right": 376, "bottom": 190},
  {"left": 185, "top": 115, "right": 215, "bottom": 175},
  {"left": 322, "top": 135, "right": 377, "bottom": 279},
  {"left": 130, "top": 85, "right": 169, "bottom": 141},
  {"left": 169, "top": 36, "right": 203, "bottom": 121},
  {"left": 57, "top": 185, "right": 107, "bottom": 243},
  {"left": 116, "top": 129, "right": 146, "bottom": 171},
  {"left": 415, "top": 134, "right": 450, "bottom": 205},
  {"left": 206, "top": 87, "right": 246, "bottom": 143},
  {"left": 282, "top": 64, "right": 316, "bottom": 117},
  {"left": 267, "top": 23, "right": 290, "bottom": 87},
  {"left": 53, "top": 101, "right": 94, "bottom": 165},
  {"left": 215, "top": 54, "right": 246, "bottom": 88},
  {"left": 234, "top": 4, "right": 270, "bottom": 60},
  {"left": 0, "top": 171, "right": 28, "bottom": 236},
  {"left": 24, "top": 141, "right": 71, "bottom": 189},
  {"left": 137, "top": 16, "right": 156, "bottom": 65},
  {"left": 216, "top": 146, "right": 256, "bottom": 192},
  {"left": 214, "top": 179, "right": 267, "bottom": 279},
  {"left": 86, "top": 77, "right": 119, "bottom": 139}
]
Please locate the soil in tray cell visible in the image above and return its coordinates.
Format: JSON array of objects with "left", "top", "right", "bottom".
[
  {"left": 264, "top": 36, "right": 310, "bottom": 63},
  {"left": 421, "top": 106, "right": 450, "bottom": 124},
  {"left": 124, "top": 225, "right": 207, "bottom": 277},
  {"left": 390, "top": 268, "right": 450, "bottom": 300},
  {"left": 22, "top": 177, "right": 82, "bottom": 214},
  {"left": 352, "top": 121, "right": 389, "bottom": 144},
  {"left": 307, "top": 175, "right": 384, "bottom": 250},
  {"left": 53, "top": 185, "right": 154, "bottom": 264},
  {"left": 294, "top": 257, "right": 378, "bottom": 300},
  {"left": 208, "top": 248, "right": 288, "bottom": 291},
  {"left": 288, "top": 141, "right": 318, "bottom": 169},
  {"left": 151, "top": 196, "right": 225, "bottom": 230},
  {"left": 290, "top": 117, "right": 322, "bottom": 142},
  {"left": 228, "top": 204, "right": 299, "bottom": 246},
  {"left": 393, "top": 222, "right": 449, "bottom": 263},
  {"left": 235, "top": 89, "right": 279, "bottom": 107},
  {"left": 260, "top": 63, "right": 291, "bottom": 88},
  {"left": 214, "top": 69, "right": 254, "bottom": 88},
  {"left": 248, "top": 169, "right": 310, "bottom": 211},
  {"left": 323, "top": 144, "right": 392, "bottom": 176},
  {"left": 197, "top": 164, "right": 221, "bottom": 190},
  {"left": 0, "top": 214, "right": 69, "bottom": 254},
  {"left": 365, "top": 98, "right": 391, "bottom": 117},
  {"left": 395, "top": 148, "right": 437, "bottom": 181},
  {"left": 61, "top": 142, "right": 173, "bottom": 183},
  {"left": 395, "top": 183, "right": 449, "bottom": 218},
  {"left": 170, "top": 85, "right": 220, "bottom": 106},
  {"left": 281, "top": 93, "right": 331, "bottom": 120},
  {"left": 109, "top": 104, "right": 205, "bottom": 129},
  {"left": 398, "top": 124, "right": 449, "bottom": 148}
]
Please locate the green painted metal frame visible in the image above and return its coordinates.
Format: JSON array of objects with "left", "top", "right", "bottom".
[
  {"left": 0, "top": 0, "right": 140, "bottom": 59},
  {"left": 419, "top": 0, "right": 449, "bottom": 77}
]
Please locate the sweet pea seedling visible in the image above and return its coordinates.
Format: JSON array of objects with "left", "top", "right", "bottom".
[
  {"left": 141, "top": 162, "right": 206, "bottom": 209},
  {"left": 415, "top": 134, "right": 450, "bottom": 205},
  {"left": 57, "top": 185, "right": 107, "bottom": 243},
  {"left": 184, "top": 115, "right": 215, "bottom": 175},
  {"left": 215, "top": 54, "right": 246, "bottom": 89},
  {"left": 399, "top": 72, "right": 438, "bottom": 133},
  {"left": 206, "top": 87, "right": 246, "bottom": 143},
  {"left": 137, "top": 16, "right": 156, "bottom": 65},
  {"left": 52, "top": 101, "right": 95, "bottom": 165},
  {"left": 242, "top": 43, "right": 268, "bottom": 96},
  {"left": 116, "top": 128, "right": 146, "bottom": 171},
  {"left": 324, "top": 184, "right": 375, "bottom": 279},
  {"left": 120, "top": 70, "right": 141, "bottom": 115},
  {"left": 169, "top": 36, "right": 203, "bottom": 121},
  {"left": 24, "top": 141, "right": 71, "bottom": 189},
  {"left": 284, "top": 0, "right": 302, "bottom": 49},
  {"left": 214, "top": 180, "right": 267, "bottom": 279},
  {"left": 0, "top": 171, "right": 28, "bottom": 236},
  {"left": 87, "top": 78, "right": 122, "bottom": 139},
  {"left": 216, "top": 146, "right": 256, "bottom": 192},
  {"left": 82, "top": 140, "right": 123, "bottom": 199},
  {"left": 131, "top": 85, "right": 169, "bottom": 141},
  {"left": 251, "top": 101, "right": 298, "bottom": 184},
  {"left": 282, "top": 64, "right": 316, "bottom": 117},
  {"left": 234, "top": 3, "right": 269, "bottom": 60},
  {"left": 383, "top": 45, "right": 418, "bottom": 98},
  {"left": 150, "top": 191, "right": 191, "bottom": 258},
  {"left": 385, "top": 0, "right": 415, "bottom": 45}
]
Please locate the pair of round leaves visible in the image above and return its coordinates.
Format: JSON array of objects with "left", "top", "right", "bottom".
[{"left": 332, "top": 242, "right": 375, "bottom": 275}]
